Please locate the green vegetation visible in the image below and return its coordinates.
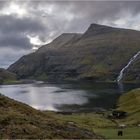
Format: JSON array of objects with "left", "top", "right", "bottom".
[
  {"left": 46, "top": 88, "right": 140, "bottom": 139},
  {"left": 47, "top": 112, "right": 116, "bottom": 129},
  {"left": 0, "top": 94, "right": 101, "bottom": 139},
  {"left": 46, "top": 111, "right": 140, "bottom": 139},
  {"left": 0, "top": 87, "right": 140, "bottom": 139},
  {"left": 117, "top": 88, "right": 140, "bottom": 113},
  {"left": 36, "top": 72, "right": 48, "bottom": 81},
  {"left": 95, "top": 127, "right": 140, "bottom": 139},
  {"left": 0, "top": 68, "right": 17, "bottom": 84},
  {"left": 117, "top": 88, "right": 140, "bottom": 124}
]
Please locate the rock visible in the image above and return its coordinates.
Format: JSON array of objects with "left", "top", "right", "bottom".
[
  {"left": 67, "top": 121, "right": 75, "bottom": 125},
  {"left": 137, "top": 124, "right": 140, "bottom": 127},
  {"left": 118, "top": 124, "right": 126, "bottom": 128}
]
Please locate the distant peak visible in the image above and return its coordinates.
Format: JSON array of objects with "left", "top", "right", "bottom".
[
  {"left": 90, "top": 23, "right": 111, "bottom": 27},
  {"left": 60, "top": 33, "right": 81, "bottom": 36},
  {"left": 82, "top": 23, "right": 117, "bottom": 38},
  {"left": 88, "top": 23, "right": 114, "bottom": 31},
  {"left": 61, "top": 33, "right": 75, "bottom": 36}
]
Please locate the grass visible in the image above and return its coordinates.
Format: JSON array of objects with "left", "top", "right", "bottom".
[
  {"left": 36, "top": 72, "right": 48, "bottom": 81},
  {"left": 0, "top": 68, "right": 17, "bottom": 84},
  {"left": 47, "top": 112, "right": 116, "bottom": 129},
  {"left": 0, "top": 87, "right": 140, "bottom": 139},
  {"left": 46, "top": 111, "right": 140, "bottom": 139},
  {"left": 2, "top": 80, "right": 21, "bottom": 84},
  {"left": 117, "top": 88, "right": 140, "bottom": 125},
  {"left": 95, "top": 127, "right": 140, "bottom": 139},
  {"left": 0, "top": 94, "right": 100, "bottom": 139},
  {"left": 117, "top": 88, "right": 140, "bottom": 113},
  {"left": 45, "top": 88, "right": 140, "bottom": 139}
]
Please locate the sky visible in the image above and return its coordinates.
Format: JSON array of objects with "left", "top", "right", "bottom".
[{"left": 1, "top": 1, "right": 140, "bottom": 68}]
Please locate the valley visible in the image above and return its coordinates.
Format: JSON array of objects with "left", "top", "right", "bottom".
[
  {"left": 1, "top": 23, "right": 140, "bottom": 139},
  {"left": 1, "top": 1, "right": 140, "bottom": 139}
]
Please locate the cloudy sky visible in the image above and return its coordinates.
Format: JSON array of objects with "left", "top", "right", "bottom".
[{"left": 0, "top": 1, "right": 140, "bottom": 68}]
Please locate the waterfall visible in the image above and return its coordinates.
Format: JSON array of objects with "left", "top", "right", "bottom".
[{"left": 117, "top": 51, "right": 140, "bottom": 82}]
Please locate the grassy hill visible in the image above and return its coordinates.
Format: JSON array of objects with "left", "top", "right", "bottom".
[
  {"left": 0, "top": 68, "right": 17, "bottom": 84},
  {"left": 0, "top": 94, "right": 101, "bottom": 139},
  {"left": 117, "top": 88, "right": 140, "bottom": 124}
]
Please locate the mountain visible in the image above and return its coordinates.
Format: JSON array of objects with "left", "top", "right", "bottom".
[{"left": 8, "top": 23, "right": 140, "bottom": 82}]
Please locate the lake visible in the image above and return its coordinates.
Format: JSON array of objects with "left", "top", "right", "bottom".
[{"left": 0, "top": 81, "right": 140, "bottom": 112}]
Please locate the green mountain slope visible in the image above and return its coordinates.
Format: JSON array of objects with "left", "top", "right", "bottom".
[
  {"left": 0, "top": 68, "right": 17, "bottom": 84},
  {"left": 117, "top": 88, "right": 140, "bottom": 124},
  {"left": 8, "top": 24, "right": 140, "bottom": 82}
]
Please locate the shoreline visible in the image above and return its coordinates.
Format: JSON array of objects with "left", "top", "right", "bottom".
[{"left": 2, "top": 77, "right": 140, "bottom": 86}]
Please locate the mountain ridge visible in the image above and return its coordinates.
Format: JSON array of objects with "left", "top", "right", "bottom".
[{"left": 8, "top": 23, "right": 140, "bottom": 82}]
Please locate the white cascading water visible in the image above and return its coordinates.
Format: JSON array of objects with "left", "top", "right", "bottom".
[{"left": 117, "top": 50, "right": 140, "bottom": 82}]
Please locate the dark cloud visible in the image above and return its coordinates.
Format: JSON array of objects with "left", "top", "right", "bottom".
[
  {"left": 0, "top": 15, "right": 46, "bottom": 34},
  {"left": 0, "top": 1, "right": 140, "bottom": 68},
  {"left": 0, "top": 1, "right": 8, "bottom": 8},
  {"left": 0, "top": 47, "right": 30, "bottom": 68},
  {"left": 25, "top": 1, "right": 140, "bottom": 34},
  {"left": 0, "top": 34, "right": 31, "bottom": 49},
  {"left": 0, "top": 15, "right": 48, "bottom": 50}
]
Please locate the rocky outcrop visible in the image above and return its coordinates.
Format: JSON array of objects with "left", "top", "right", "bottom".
[{"left": 8, "top": 23, "right": 140, "bottom": 82}]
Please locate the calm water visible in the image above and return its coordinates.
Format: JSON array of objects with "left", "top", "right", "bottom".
[{"left": 0, "top": 81, "right": 140, "bottom": 112}]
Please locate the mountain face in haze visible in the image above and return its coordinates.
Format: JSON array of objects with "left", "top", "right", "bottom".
[{"left": 8, "top": 24, "right": 140, "bottom": 82}]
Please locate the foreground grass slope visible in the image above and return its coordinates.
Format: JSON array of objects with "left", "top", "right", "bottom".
[
  {"left": 0, "top": 94, "right": 100, "bottom": 139},
  {"left": 0, "top": 88, "right": 140, "bottom": 139}
]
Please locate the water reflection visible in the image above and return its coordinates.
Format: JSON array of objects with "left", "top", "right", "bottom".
[
  {"left": 0, "top": 84, "right": 88, "bottom": 111},
  {"left": 0, "top": 82, "right": 140, "bottom": 112},
  {"left": 118, "top": 82, "right": 124, "bottom": 93}
]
